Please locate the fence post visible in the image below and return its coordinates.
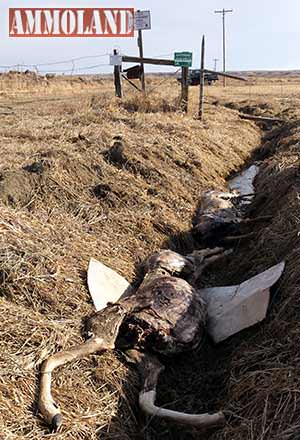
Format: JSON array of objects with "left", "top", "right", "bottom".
[
  {"left": 181, "top": 66, "right": 189, "bottom": 112},
  {"left": 199, "top": 35, "right": 205, "bottom": 120},
  {"left": 113, "top": 49, "right": 122, "bottom": 98},
  {"left": 138, "top": 31, "right": 146, "bottom": 92}
]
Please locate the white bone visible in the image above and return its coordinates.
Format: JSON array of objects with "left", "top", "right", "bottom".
[{"left": 140, "top": 389, "right": 225, "bottom": 427}]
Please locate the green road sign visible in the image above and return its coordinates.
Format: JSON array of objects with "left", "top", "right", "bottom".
[{"left": 174, "top": 51, "right": 193, "bottom": 67}]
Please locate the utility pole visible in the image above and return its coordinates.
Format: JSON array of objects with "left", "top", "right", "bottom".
[
  {"left": 214, "top": 8, "right": 233, "bottom": 86},
  {"left": 213, "top": 58, "right": 219, "bottom": 71}
]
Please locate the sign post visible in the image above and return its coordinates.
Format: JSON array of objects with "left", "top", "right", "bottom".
[
  {"left": 112, "top": 49, "right": 122, "bottom": 98},
  {"left": 137, "top": 29, "right": 145, "bottom": 92},
  {"left": 199, "top": 36, "right": 205, "bottom": 120},
  {"left": 134, "top": 10, "right": 151, "bottom": 92},
  {"left": 174, "top": 52, "right": 192, "bottom": 113},
  {"left": 181, "top": 66, "right": 189, "bottom": 113}
]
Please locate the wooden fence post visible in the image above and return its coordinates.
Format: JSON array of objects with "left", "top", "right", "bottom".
[
  {"left": 138, "top": 31, "right": 146, "bottom": 92},
  {"left": 137, "top": 10, "right": 146, "bottom": 92},
  {"left": 181, "top": 66, "right": 189, "bottom": 113},
  {"left": 199, "top": 35, "right": 205, "bottom": 120},
  {"left": 113, "top": 49, "right": 122, "bottom": 98}
]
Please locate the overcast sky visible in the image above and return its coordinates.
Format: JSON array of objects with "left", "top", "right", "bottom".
[{"left": 2, "top": 0, "right": 300, "bottom": 74}]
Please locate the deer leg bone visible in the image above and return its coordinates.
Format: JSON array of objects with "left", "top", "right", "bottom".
[
  {"left": 223, "top": 232, "right": 255, "bottom": 241},
  {"left": 186, "top": 247, "right": 225, "bottom": 264},
  {"left": 186, "top": 248, "right": 232, "bottom": 283},
  {"left": 240, "top": 215, "right": 272, "bottom": 224},
  {"left": 39, "top": 337, "right": 108, "bottom": 432},
  {"left": 192, "top": 249, "right": 233, "bottom": 283},
  {"left": 200, "top": 249, "right": 233, "bottom": 268},
  {"left": 236, "top": 192, "right": 255, "bottom": 198},
  {"left": 39, "top": 303, "right": 128, "bottom": 432},
  {"left": 138, "top": 353, "right": 225, "bottom": 429},
  {"left": 217, "top": 191, "right": 240, "bottom": 200}
]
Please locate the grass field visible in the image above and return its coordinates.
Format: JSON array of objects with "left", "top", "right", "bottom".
[{"left": 0, "top": 71, "right": 299, "bottom": 439}]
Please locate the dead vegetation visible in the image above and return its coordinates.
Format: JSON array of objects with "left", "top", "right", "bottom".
[
  {"left": 0, "top": 71, "right": 104, "bottom": 98},
  {"left": 208, "top": 120, "right": 300, "bottom": 440},
  {"left": 1, "top": 72, "right": 300, "bottom": 440},
  {"left": 0, "top": 76, "right": 261, "bottom": 439}
]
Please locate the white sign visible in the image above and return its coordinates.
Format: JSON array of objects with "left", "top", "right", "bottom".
[
  {"left": 110, "top": 54, "right": 122, "bottom": 66},
  {"left": 134, "top": 10, "right": 151, "bottom": 30},
  {"left": 88, "top": 258, "right": 131, "bottom": 311}
]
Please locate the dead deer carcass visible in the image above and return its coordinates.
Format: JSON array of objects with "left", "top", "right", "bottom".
[
  {"left": 39, "top": 247, "right": 229, "bottom": 432},
  {"left": 192, "top": 190, "right": 244, "bottom": 243},
  {"left": 192, "top": 190, "right": 269, "bottom": 244}
]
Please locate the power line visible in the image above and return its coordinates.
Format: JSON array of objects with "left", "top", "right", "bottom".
[{"left": 214, "top": 8, "right": 233, "bottom": 86}]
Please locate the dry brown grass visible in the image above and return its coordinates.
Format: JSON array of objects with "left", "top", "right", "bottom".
[
  {"left": 201, "top": 73, "right": 300, "bottom": 121},
  {"left": 2, "top": 71, "right": 300, "bottom": 440},
  {"left": 0, "top": 74, "right": 261, "bottom": 439},
  {"left": 0, "top": 71, "right": 104, "bottom": 98},
  {"left": 206, "top": 120, "right": 300, "bottom": 440}
]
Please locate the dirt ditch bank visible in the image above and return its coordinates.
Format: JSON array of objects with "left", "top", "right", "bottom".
[
  {"left": 146, "top": 115, "right": 300, "bottom": 440},
  {"left": 205, "top": 118, "right": 300, "bottom": 440},
  {"left": 0, "top": 93, "right": 261, "bottom": 439},
  {"left": 0, "top": 91, "right": 298, "bottom": 440}
]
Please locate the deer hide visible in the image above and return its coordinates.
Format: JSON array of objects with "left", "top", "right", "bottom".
[{"left": 87, "top": 258, "right": 285, "bottom": 343}]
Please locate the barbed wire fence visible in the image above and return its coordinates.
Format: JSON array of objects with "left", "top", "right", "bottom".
[
  {"left": 0, "top": 53, "right": 110, "bottom": 75},
  {"left": 0, "top": 52, "right": 176, "bottom": 75}
]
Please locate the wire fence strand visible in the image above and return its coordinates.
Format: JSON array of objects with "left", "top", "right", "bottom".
[
  {"left": 0, "top": 53, "right": 112, "bottom": 75},
  {"left": 0, "top": 52, "right": 178, "bottom": 75}
]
